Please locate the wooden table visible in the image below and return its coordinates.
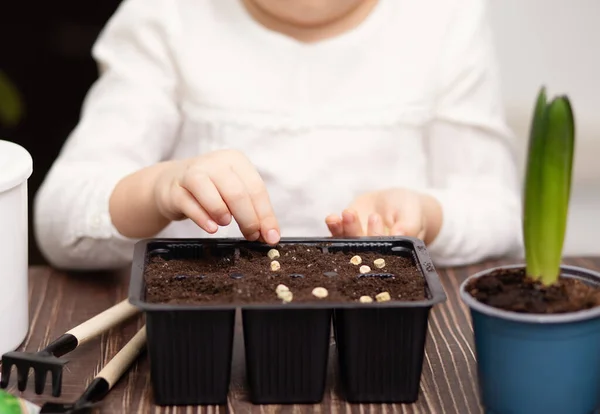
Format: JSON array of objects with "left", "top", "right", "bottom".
[{"left": 3, "top": 257, "right": 599, "bottom": 413}]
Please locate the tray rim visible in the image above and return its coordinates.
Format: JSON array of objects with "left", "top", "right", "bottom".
[{"left": 128, "top": 236, "right": 447, "bottom": 311}]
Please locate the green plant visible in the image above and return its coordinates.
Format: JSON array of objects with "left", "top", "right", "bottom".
[
  {"left": 0, "top": 70, "right": 24, "bottom": 128},
  {"left": 523, "top": 86, "right": 575, "bottom": 285}
]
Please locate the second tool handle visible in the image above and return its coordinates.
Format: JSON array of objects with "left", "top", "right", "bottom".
[
  {"left": 98, "top": 325, "right": 147, "bottom": 388},
  {"left": 66, "top": 299, "right": 139, "bottom": 345}
]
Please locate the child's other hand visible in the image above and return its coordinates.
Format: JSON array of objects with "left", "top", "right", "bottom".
[
  {"left": 154, "top": 149, "right": 280, "bottom": 244},
  {"left": 325, "top": 189, "right": 442, "bottom": 244}
]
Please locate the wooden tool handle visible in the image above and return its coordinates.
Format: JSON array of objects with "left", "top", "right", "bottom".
[
  {"left": 66, "top": 299, "right": 140, "bottom": 345},
  {"left": 97, "top": 325, "right": 147, "bottom": 388}
]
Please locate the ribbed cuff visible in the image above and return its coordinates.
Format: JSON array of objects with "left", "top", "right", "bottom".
[{"left": 81, "top": 167, "right": 142, "bottom": 245}]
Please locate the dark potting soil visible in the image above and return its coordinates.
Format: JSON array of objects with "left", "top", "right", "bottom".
[
  {"left": 144, "top": 245, "right": 427, "bottom": 305},
  {"left": 466, "top": 267, "right": 600, "bottom": 314}
]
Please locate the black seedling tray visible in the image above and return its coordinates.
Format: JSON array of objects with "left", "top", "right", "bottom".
[{"left": 128, "top": 237, "right": 446, "bottom": 405}]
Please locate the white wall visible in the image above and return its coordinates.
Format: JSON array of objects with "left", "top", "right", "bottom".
[{"left": 488, "top": 0, "right": 600, "bottom": 256}]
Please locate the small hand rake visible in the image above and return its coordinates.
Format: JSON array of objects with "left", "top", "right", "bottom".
[
  {"left": 0, "top": 299, "right": 139, "bottom": 397},
  {"left": 39, "top": 325, "right": 146, "bottom": 414}
]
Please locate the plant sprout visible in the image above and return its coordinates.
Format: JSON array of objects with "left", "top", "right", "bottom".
[{"left": 523, "top": 86, "right": 575, "bottom": 285}]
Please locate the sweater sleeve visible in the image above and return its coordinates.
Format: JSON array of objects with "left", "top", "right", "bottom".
[
  {"left": 422, "top": 0, "right": 523, "bottom": 267},
  {"left": 34, "top": 0, "right": 181, "bottom": 270}
]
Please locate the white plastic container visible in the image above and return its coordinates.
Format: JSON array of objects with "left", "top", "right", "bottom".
[{"left": 0, "top": 140, "right": 33, "bottom": 356}]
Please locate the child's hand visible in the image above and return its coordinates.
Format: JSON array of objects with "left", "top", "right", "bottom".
[
  {"left": 154, "top": 149, "right": 280, "bottom": 244},
  {"left": 325, "top": 189, "right": 442, "bottom": 244}
]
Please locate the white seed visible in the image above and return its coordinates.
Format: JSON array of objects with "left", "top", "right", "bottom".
[
  {"left": 350, "top": 255, "right": 362, "bottom": 265},
  {"left": 279, "top": 291, "right": 293, "bottom": 303},
  {"left": 373, "top": 258, "right": 385, "bottom": 269},
  {"left": 267, "top": 249, "right": 280, "bottom": 259},
  {"left": 376, "top": 292, "right": 391, "bottom": 302},
  {"left": 270, "top": 260, "right": 281, "bottom": 271},
  {"left": 359, "top": 265, "right": 371, "bottom": 274},
  {"left": 312, "top": 287, "right": 328, "bottom": 299},
  {"left": 276, "top": 284, "right": 289, "bottom": 295},
  {"left": 359, "top": 296, "right": 373, "bottom": 303}
]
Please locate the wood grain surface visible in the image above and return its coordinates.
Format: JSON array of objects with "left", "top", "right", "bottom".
[{"left": 3, "top": 257, "right": 599, "bottom": 413}]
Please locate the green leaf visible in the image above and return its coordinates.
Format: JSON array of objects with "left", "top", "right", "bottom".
[
  {"left": 523, "top": 86, "right": 548, "bottom": 280},
  {"left": 536, "top": 96, "right": 575, "bottom": 285},
  {"left": 523, "top": 86, "right": 575, "bottom": 286},
  {"left": 0, "top": 70, "right": 24, "bottom": 128}
]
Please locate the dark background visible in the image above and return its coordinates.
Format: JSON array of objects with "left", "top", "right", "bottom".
[{"left": 1, "top": 1, "right": 122, "bottom": 264}]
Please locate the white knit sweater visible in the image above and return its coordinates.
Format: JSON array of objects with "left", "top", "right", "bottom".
[{"left": 34, "top": 0, "right": 523, "bottom": 269}]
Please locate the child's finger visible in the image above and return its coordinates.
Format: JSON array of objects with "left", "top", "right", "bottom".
[
  {"left": 383, "top": 210, "right": 399, "bottom": 231},
  {"left": 387, "top": 199, "right": 422, "bottom": 237},
  {"left": 367, "top": 213, "right": 385, "bottom": 236},
  {"left": 326, "top": 214, "right": 344, "bottom": 237},
  {"left": 380, "top": 210, "right": 401, "bottom": 236},
  {"left": 174, "top": 187, "right": 218, "bottom": 234},
  {"left": 234, "top": 164, "right": 280, "bottom": 245},
  {"left": 183, "top": 172, "right": 232, "bottom": 226},
  {"left": 388, "top": 221, "right": 404, "bottom": 236},
  {"left": 342, "top": 209, "right": 364, "bottom": 237},
  {"left": 210, "top": 170, "right": 261, "bottom": 240}
]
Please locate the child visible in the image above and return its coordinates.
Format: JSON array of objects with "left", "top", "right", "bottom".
[{"left": 34, "top": 0, "right": 523, "bottom": 270}]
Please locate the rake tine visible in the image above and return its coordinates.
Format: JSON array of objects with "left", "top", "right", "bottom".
[
  {"left": 34, "top": 368, "right": 49, "bottom": 395},
  {"left": 51, "top": 369, "right": 63, "bottom": 397},
  {"left": 0, "top": 362, "right": 11, "bottom": 388},
  {"left": 17, "top": 365, "right": 30, "bottom": 392}
]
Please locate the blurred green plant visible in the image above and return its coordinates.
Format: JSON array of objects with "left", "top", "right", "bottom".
[
  {"left": 523, "top": 86, "right": 575, "bottom": 286},
  {"left": 0, "top": 70, "right": 24, "bottom": 128}
]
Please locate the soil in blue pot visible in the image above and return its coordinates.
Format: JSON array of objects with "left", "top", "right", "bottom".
[{"left": 467, "top": 267, "right": 600, "bottom": 313}]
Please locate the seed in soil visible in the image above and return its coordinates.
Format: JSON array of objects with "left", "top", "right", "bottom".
[
  {"left": 350, "top": 255, "right": 362, "bottom": 265},
  {"left": 174, "top": 274, "right": 188, "bottom": 281},
  {"left": 323, "top": 271, "right": 338, "bottom": 278},
  {"left": 289, "top": 273, "right": 304, "bottom": 279},
  {"left": 270, "top": 260, "right": 281, "bottom": 271},
  {"left": 312, "top": 287, "right": 328, "bottom": 299},
  {"left": 374, "top": 258, "right": 385, "bottom": 268},
  {"left": 276, "top": 284, "right": 289, "bottom": 295},
  {"left": 359, "top": 296, "right": 373, "bottom": 303},
  {"left": 359, "top": 265, "right": 371, "bottom": 274},
  {"left": 229, "top": 272, "right": 244, "bottom": 280},
  {"left": 278, "top": 290, "right": 293, "bottom": 302},
  {"left": 267, "top": 249, "right": 280, "bottom": 259},
  {"left": 376, "top": 292, "right": 391, "bottom": 302}
]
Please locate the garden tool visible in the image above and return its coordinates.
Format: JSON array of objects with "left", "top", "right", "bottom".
[
  {"left": 38, "top": 325, "right": 146, "bottom": 414},
  {"left": 1, "top": 299, "right": 139, "bottom": 397}
]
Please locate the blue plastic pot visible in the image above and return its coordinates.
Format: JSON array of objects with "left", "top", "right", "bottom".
[{"left": 460, "top": 264, "right": 600, "bottom": 414}]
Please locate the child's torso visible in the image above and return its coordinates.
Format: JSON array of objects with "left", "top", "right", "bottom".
[{"left": 158, "top": 0, "right": 450, "bottom": 239}]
